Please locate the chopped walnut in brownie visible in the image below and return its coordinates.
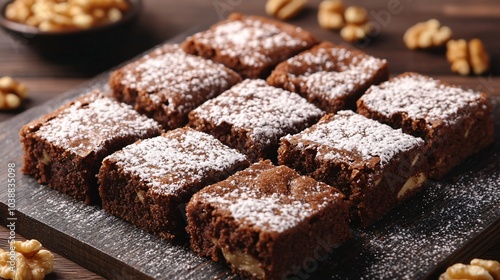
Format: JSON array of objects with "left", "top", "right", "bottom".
[
  {"left": 357, "top": 72, "right": 494, "bottom": 179},
  {"left": 279, "top": 110, "right": 428, "bottom": 226}
]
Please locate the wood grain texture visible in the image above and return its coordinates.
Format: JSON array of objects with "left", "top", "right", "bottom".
[
  {"left": 0, "top": 227, "right": 104, "bottom": 280},
  {"left": 0, "top": 0, "right": 499, "bottom": 278}
]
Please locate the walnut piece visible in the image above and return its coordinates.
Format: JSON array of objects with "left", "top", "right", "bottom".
[
  {"left": 0, "top": 76, "right": 28, "bottom": 111},
  {"left": 468, "top": 39, "right": 491, "bottom": 75},
  {"left": 471, "top": 259, "right": 500, "bottom": 280},
  {"left": 5, "top": 0, "right": 129, "bottom": 32},
  {"left": 447, "top": 264, "right": 493, "bottom": 280},
  {"left": 344, "top": 6, "right": 367, "bottom": 25},
  {"left": 397, "top": 172, "right": 426, "bottom": 200},
  {"left": 212, "top": 237, "right": 265, "bottom": 279},
  {"left": 440, "top": 259, "right": 500, "bottom": 280},
  {"left": 318, "top": 0, "right": 345, "bottom": 30},
  {"left": 340, "top": 6, "right": 371, "bottom": 42},
  {"left": 446, "top": 39, "right": 490, "bottom": 76},
  {"left": 265, "top": 0, "right": 307, "bottom": 21},
  {"left": 221, "top": 247, "right": 265, "bottom": 279},
  {"left": 0, "top": 239, "right": 54, "bottom": 280},
  {"left": 403, "top": 19, "right": 452, "bottom": 50},
  {"left": 340, "top": 21, "right": 372, "bottom": 43},
  {"left": 318, "top": 0, "right": 371, "bottom": 42}
]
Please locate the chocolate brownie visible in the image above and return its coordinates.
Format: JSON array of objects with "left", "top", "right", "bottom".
[
  {"left": 278, "top": 111, "right": 428, "bottom": 227},
  {"left": 357, "top": 72, "right": 494, "bottom": 179},
  {"left": 98, "top": 127, "right": 249, "bottom": 241},
  {"left": 20, "top": 91, "right": 163, "bottom": 204},
  {"left": 181, "top": 13, "right": 318, "bottom": 79},
  {"left": 186, "top": 160, "right": 352, "bottom": 280},
  {"left": 267, "top": 42, "right": 389, "bottom": 113},
  {"left": 188, "top": 79, "right": 324, "bottom": 162},
  {"left": 109, "top": 44, "right": 241, "bottom": 130}
]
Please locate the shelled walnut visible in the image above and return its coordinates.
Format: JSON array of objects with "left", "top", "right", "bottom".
[
  {"left": 0, "top": 76, "right": 28, "bottom": 111},
  {"left": 470, "top": 259, "right": 500, "bottom": 280},
  {"left": 318, "top": 0, "right": 371, "bottom": 42},
  {"left": 340, "top": 6, "right": 372, "bottom": 42},
  {"left": 5, "top": 0, "right": 129, "bottom": 32},
  {"left": 265, "top": 0, "right": 307, "bottom": 21},
  {"left": 0, "top": 239, "right": 54, "bottom": 280},
  {"left": 403, "top": 19, "right": 452, "bottom": 50},
  {"left": 446, "top": 39, "right": 490, "bottom": 76},
  {"left": 440, "top": 259, "right": 500, "bottom": 280},
  {"left": 318, "top": 0, "right": 345, "bottom": 30}
]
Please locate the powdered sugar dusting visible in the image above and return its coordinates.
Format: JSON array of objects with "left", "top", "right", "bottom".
[
  {"left": 228, "top": 195, "right": 313, "bottom": 232},
  {"left": 285, "top": 111, "right": 423, "bottom": 166},
  {"left": 200, "top": 163, "right": 339, "bottom": 233},
  {"left": 360, "top": 73, "right": 484, "bottom": 125},
  {"left": 285, "top": 46, "right": 386, "bottom": 101},
  {"left": 305, "top": 70, "right": 363, "bottom": 100},
  {"left": 330, "top": 157, "right": 500, "bottom": 279},
  {"left": 191, "top": 79, "right": 324, "bottom": 145},
  {"left": 190, "top": 17, "right": 310, "bottom": 68},
  {"left": 121, "top": 44, "right": 238, "bottom": 114},
  {"left": 36, "top": 92, "right": 162, "bottom": 157},
  {"left": 106, "top": 128, "right": 247, "bottom": 195}
]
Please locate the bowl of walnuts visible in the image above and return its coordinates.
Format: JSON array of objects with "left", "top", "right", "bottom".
[{"left": 0, "top": 0, "right": 141, "bottom": 55}]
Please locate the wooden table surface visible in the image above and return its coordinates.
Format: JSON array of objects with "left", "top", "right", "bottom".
[{"left": 0, "top": 0, "right": 498, "bottom": 279}]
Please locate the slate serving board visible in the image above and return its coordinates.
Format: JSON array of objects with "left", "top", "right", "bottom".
[{"left": 0, "top": 29, "right": 499, "bottom": 280}]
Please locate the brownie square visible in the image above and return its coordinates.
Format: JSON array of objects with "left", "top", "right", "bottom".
[
  {"left": 267, "top": 41, "right": 389, "bottom": 113},
  {"left": 278, "top": 110, "right": 428, "bottom": 227},
  {"left": 98, "top": 127, "right": 249, "bottom": 241},
  {"left": 188, "top": 79, "right": 324, "bottom": 162},
  {"left": 20, "top": 91, "right": 163, "bottom": 204},
  {"left": 181, "top": 13, "right": 318, "bottom": 79},
  {"left": 357, "top": 72, "right": 494, "bottom": 179},
  {"left": 186, "top": 160, "right": 352, "bottom": 280},
  {"left": 109, "top": 44, "right": 241, "bottom": 130}
]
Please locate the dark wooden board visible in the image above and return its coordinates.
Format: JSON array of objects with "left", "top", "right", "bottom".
[
  {"left": 1, "top": 28, "right": 499, "bottom": 280},
  {"left": 0, "top": 227, "right": 104, "bottom": 280}
]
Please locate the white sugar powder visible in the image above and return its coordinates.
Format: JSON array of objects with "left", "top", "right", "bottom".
[
  {"left": 36, "top": 92, "right": 161, "bottom": 157},
  {"left": 192, "top": 79, "right": 324, "bottom": 145},
  {"left": 360, "top": 74, "right": 483, "bottom": 125},
  {"left": 285, "top": 111, "right": 424, "bottom": 166},
  {"left": 106, "top": 128, "right": 247, "bottom": 195}
]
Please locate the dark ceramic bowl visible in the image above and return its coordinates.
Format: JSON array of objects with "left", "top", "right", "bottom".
[{"left": 0, "top": 0, "right": 142, "bottom": 55}]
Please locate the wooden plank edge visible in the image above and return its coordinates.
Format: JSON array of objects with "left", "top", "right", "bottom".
[
  {"left": 0, "top": 203, "right": 154, "bottom": 280},
  {"left": 423, "top": 219, "right": 500, "bottom": 279}
]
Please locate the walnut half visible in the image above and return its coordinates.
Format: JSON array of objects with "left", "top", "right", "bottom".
[
  {"left": 266, "top": 0, "right": 307, "bottom": 21},
  {"left": 0, "top": 76, "right": 28, "bottom": 111},
  {"left": 403, "top": 19, "right": 452, "bottom": 50},
  {"left": 440, "top": 259, "right": 500, "bottom": 280},
  {"left": 446, "top": 39, "right": 490, "bottom": 76},
  {"left": 0, "top": 239, "right": 54, "bottom": 280}
]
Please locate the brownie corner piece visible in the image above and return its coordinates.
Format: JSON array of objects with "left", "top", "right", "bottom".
[
  {"left": 19, "top": 90, "right": 163, "bottom": 204},
  {"left": 267, "top": 41, "right": 388, "bottom": 113},
  {"left": 98, "top": 127, "right": 249, "bottom": 241},
  {"left": 278, "top": 110, "right": 428, "bottom": 227},
  {"left": 188, "top": 79, "right": 324, "bottom": 162},
  {"left": 181, "top": 13, "right": 318, "bottom": 79},
  {"left": 186, "top": 160, "right": 352, "bottom": 279},
  {"left": 109, "top": 44, "right": 241, "bottom": 130},
  {"left": 357, "top": 72, "right": 494, "bottom": 179}
]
